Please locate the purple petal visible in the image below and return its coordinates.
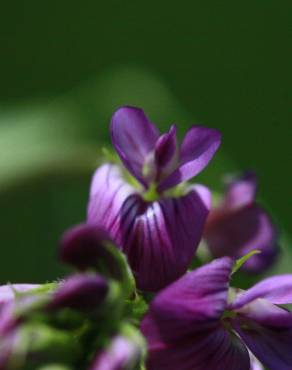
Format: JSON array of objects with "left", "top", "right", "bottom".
[
  {"left": 250, "top": 353, "right": 264, "bottom": 370},
  {"left": 154, "top": 125, "right": 178, "bottom": 176},
  {"left": 59, "top": 224, "right": 123, "bottom": 278},
  {"left": 141, "top": 258, "right": 248, "bottom": 370},
  {"left": 0, "top": 331, "right": 17, "bottom": 369},
  {"left": 233, "top": 318, "right": 292, "bottom": 370},
  {"left": 0, "top": 285, "right": 40, "bottom": 336},
  {"left": 87, "top": 164, "right": 211, "bottom": 291},
  {"left": 158, "top": 125, "right": 221, "bottom": 191},
  {"left": 49, "top": 274, "right": 108, "bottom": 312},
  {"left": 0, "top": 301, "right": 15, "bottom": 336},
  {"left": 143, "top": 327, "right": 250, "bottom": 370},
  {"left": 90, "top": 335, "right": 141, "bottom": 370},
  {"left": 224, "top": 171, "right": 258, "bottom": 209},
  {"left": 88, "top": 163, "right": 136, "bottom": 225},
  {"left": 141, "top": 258, "right": 233, "bottom": 342},
  {"left": 0, "top": 284, "right": 40, "bottom": 305},
  {"left": 231, "top": 274, "right": 292, "bottom": 309},
  {"left": 111, "top": 106, "right": 159, "bottom": 186},
  {"left": 204, "top": 204, "right": 278, "bottom": 273},
  {"left": 232, "top": 295, "right": 292, "bottom": 328}
]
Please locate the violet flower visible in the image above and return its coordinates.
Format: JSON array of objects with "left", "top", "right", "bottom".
[
  {"left": 110, "top": 106, "right": 221, "bottom": 192},
  {"left": 204, "top": 172, "right": 278, "bottom": 273},
  {"left": 141, "top": 257, "right": 292, "bottom": 370},
  {"left": 88, "top": 106, "right": 221, "bottom": 291}
]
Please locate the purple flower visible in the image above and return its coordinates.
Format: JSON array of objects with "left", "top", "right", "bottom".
[
  {"left": 110, "top": 106, "right": 221, "bottom": 192},
  {"left": 88, "top": 163, "right": 211, "bottom": 291},
  {"left": 88, "top": 106, "right": 221, "bottom": 291},
  {"left": 204, "top": 172, "right": 278, "bottom": 273},
  {"left": 141, "top": 257, "right": 292, "bottom": 370},
  {"left": 90, "top": 334, "right": 142, "bottom": 370}
]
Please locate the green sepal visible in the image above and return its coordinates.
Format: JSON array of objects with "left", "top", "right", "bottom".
[
  {"left": 8, "top": 323, "right": 82, "bottom": 369},
  {"left": 94, "top": 240, "right": 136, "bottom": 298},
  {"left": 36, "top": 365, "right": 72, "bottom": 370},
  {"left": 120, "top": 323, "right": 147, "bottom": 370},
  {"left": 125, "top": 293, "right": 148, "bottom": 324},
  {"left": 231, "top": 250, "right": 261, "bottom": 275}
]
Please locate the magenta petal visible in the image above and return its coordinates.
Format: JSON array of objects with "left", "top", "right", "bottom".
[
  {"left": 224, "top": 171, "right": 258, "bottom": 209},
  {"left": 233, "top": 318, "right": 292, "bottom": 370},
  {"left": 158, "top": 125, "right": 221, "bottom": 191},
  {"left": 110, "top": 106, "right": 159, "bottom": 186},
  {"left": 87, "top": 164, "right": 211, "bottom": 291},
  {"left": 231, "top": 274, "right": 292, "bottom": 309}
]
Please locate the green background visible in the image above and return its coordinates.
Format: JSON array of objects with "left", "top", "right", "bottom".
[{"left": 0, "top": 1, "right": 291, "bottom": 283}]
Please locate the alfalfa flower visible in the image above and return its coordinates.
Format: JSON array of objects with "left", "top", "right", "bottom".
[
  {"left": 204, "top": 172, "right": 278, "bottom": 273},
  {"left": 141, "top": 257, "right": 292, "bottom": 370},
  {"left": 87, "top": 106, "right": 221, "bottom": 291}
]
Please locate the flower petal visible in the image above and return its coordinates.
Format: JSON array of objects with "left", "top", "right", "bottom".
[
  {"left": 110, "top": 106, "right": 159, "bottom": 186},
  {"left": 87, "top": 164, "right": 211, "bottom": 291},
  {"left": 224, "top": 172, "right": 258, "bottom": 209},
  {"left": 48, "top": 274, "right": 108, "bottom": 312},
  {"left": 250, "top": 352, "right": 265, "bottom": 370},
  {"left": 87, "top": 164, "right": 136, "bottom": 240},
  {"left": 154, "top": 125, "right": 178, "bottom": 179},
  {"left": 60, "top": 224, "right": 113, "bottom": 270},
  {"left": 0, "top": 284, "right": 40, "bottom": 305},
  {"left": 141, "top": 258, "right": 249, "bottom": 370},
  {"left": 141, "top": 258, "right": 233, "bottom": 342},
  {"left": 90, "top": 335, "right": 141, "bottom": 370},
  {"left": 0, "top": 331, "right": 17, "bottom": 369},
  {"left": 204, "top": 204, "right": 278, "bottom": 273},
  {"left": 158, "top": 125, "right": 221, "bottom": 191},
  {"left": 233, "top": 296, "right": 292, "bottom": 328},
  {"left": 233, "top": 318, "right": 292, "bottom": 370},
  {"left": 144, "top": 327, "right": 250, "bottom": 370},
  {"left": 231, "top": 274, "right": 292, "bottom": 309}
]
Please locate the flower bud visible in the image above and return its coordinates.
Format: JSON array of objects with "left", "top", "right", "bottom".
[
  {"left": 59, "top": 224, "right": 134, "bottom": 295},
  {"left": 2, "top": 323, "right": 81, "bottom": 369},
  {"left": 48, "top": 273, "right": 108, "bottom": 312}
]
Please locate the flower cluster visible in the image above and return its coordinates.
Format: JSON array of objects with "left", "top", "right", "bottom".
[
  {"left": 0, "top": 225, "right": 144, "bottom": 370},
  {"left": 1, "top": 106, "right": 290, "bottom": 370}
]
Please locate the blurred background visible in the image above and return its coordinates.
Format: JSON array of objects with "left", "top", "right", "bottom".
[{"left": 0, "top": 1, "right": 291, "bottom": 283}]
